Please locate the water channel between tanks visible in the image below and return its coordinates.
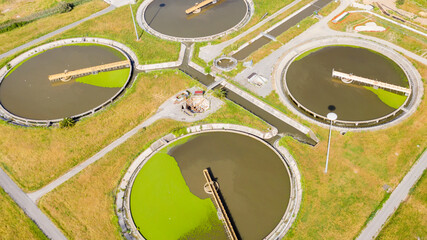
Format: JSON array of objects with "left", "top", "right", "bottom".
[
  {"left": 284, "top": 46, "right": 410, "bottom": 122},
  {"left": 131, "top": 131, "right": 291, "bottom": 239},
  {"left": 0, "top": 45, "right": 130, "bottom": 120}
]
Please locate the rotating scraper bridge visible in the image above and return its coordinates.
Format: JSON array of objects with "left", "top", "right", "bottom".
[{"left": 48, "top": 60, "right": 131, "bottom": 83}]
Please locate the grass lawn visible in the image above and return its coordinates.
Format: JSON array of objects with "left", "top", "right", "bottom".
[
  {"left": 76, "top": 68, "right": 130, "bottom": 88},
  {"left": 364, "top": 86, "right": 408, "bottom": 109},
  {"left": 0, "top": 188, "right": 48, "bottom": 240},
  {"left": 54, "top": 0, "right": 181, "bottom": 65},
  {"left": 0, "top": 0, "right": 108, "bottom": 56},
  {"left": 377, "top": 170, "right": 427, "bottom": 239},
  {"left": 0, "top": 70, "right": 197, "bottom": 191},
  {"left": 36, "top": 71, "right": 269, "bottom": 239},
  {"left": 131, "top": 138, "right": 225, "bottom": 239}
]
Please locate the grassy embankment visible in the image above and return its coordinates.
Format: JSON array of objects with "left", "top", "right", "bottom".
[
  {"left": 280, "top": 59, "right": 426, "bottom": 239},
  {"left": 328, "top": 11, "right": 427, "bottom": 56},
  {"left": 0, "top": 188, "right": 48, "bottom": 240},
  {"left": 37, "top": 70, "right": 269, "bottom": 240},
  {"left": 397, "top": 0, "right": 427, "bottom": 19},
  {"left": 377, "top": 170, "right": 427, "bottom": 239},
  {"left": 131, "top": 136, "right": 225, "bottom": 239},
  {"left": 0, "top": 0, "right": 108, "bottom": 63}
]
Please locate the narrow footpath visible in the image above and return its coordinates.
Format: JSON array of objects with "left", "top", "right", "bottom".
[
  {"left": 0, "top": 169, "right": 67, "bottom": 240},
  {"left": 357, "top": 150, "right": 427, "bottom": 240},
  {"left": 0, "top": 5, "right": 116, "bottom": 60}
]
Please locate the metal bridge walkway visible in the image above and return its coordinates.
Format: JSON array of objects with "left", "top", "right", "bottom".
[
  {"left": 332, "top": 69, "right": 411, "bottom": 95},
  {"left": 48, "top": 60, "right": 130, "bottom": 82}
]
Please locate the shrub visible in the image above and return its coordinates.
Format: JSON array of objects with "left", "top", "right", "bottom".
[{"left": 59, "top": 117, "right": 76, "bottom": 128}]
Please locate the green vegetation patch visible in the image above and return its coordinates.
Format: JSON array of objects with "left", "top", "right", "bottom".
[
  {"left": 364, "top": 86, "right": 407, "bottom": 109},
  {"left": 75, "top": 68, "right": 130, "bottom": 88},
  {"left": 130, "top": 140, "right": 223, "bottom": 239}
]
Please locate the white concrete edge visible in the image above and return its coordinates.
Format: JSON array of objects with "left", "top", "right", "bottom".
[
  {"left": 116, "top": 124, "right": 302, "bottom": 240},
  {"left": 272, "top": 35, "right": 424, "bottom": 132}
]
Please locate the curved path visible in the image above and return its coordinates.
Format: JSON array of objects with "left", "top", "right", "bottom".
[{"left": 357, "top": 150, "right": 427, "bottom": 240}]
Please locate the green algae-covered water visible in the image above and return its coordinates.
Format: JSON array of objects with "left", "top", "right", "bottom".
[{"left": 130, "top": 132, "right": 291, "bottom": 239}]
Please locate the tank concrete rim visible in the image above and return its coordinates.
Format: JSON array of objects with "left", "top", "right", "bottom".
[
  {"left": 273, "top": 36, "right": 423, "bottom": 132},
  {"left": 136, "top": 0, "right": 254, "bottom": 42},
  {"left": 0, "top": 38, "right": 134, "bottom": 126},
  {"left": 117, "top": 125, "right": 301, "bottom": 240},
  {"left": 214, "top": 56, "right": 238, "bottom": 72}
]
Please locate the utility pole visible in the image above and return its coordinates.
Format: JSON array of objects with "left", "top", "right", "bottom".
[{"left": 129, "top": 1, "right": 139, "bottom": 41}]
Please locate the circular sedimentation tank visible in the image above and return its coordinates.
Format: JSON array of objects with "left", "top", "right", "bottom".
[
  {"left": 138, "top": 0, "right": 252, "bottom": 41},
  {"left": 0, "top": 44, "right": 132, "bottom": 122},
  {"left": 129, "top": 131, "right": 291, "bottom": 240},
  {"left": 282, "top": 45, "right": 411, "bottom": 125}
]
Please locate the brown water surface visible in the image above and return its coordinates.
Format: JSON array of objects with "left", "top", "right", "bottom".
[
  {"left": 0, "top": 45, "right": 127, "bottom": 120},
  {"left": 285, "top": 46, "right": 408, "bottom": 121},
  {"left": 169, "top": 132, "right": 291, "bottom": 240},
  {"left": 144, "top": 0, "right": 247, "bottom": 39}
]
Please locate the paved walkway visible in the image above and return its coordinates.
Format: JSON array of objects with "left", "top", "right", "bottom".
[
  {"left": 0, "top": 5, "right": 116, "bottom": 60},
  {"left": 357, "top": 150, "right": 427, "bottom": 240},
  {"left": 0, "top": 169, "right": 67, "bottom": 240}
]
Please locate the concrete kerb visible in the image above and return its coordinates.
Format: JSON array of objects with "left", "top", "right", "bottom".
[
  {"left": 0, "top": 37, "right": 136, "bottom": 127},
  {"left": 136, "top": 43, "right": 186, "bottom": 71},
  {"left": 116, "top": 124, "right": 303, "bottom": 240},
  {"left": 136, "top": 0, "right": 254, "bottom": 42},
  {"left": 273, "top": 35, "right": 424, "bottom": 132}
]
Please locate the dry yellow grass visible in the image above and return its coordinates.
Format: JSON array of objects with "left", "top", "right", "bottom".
[
  {"left": 56, "top": 1, "right": 180, "bottom": 65},
  {"left": 37, "top": 87, "right": 269, "bottom": 239},
  {"left": 282, "top": 62, "right": 426, "bottom": 239},
  {"left": 39, "top": 119, "right": 184, "bottom": 240},
  {"left": 0, "top": 0, "right": 63, "bottom": 23},
  {"left": 0, "top": 0, "right": 108, "bottom": 54},
  {"left": 328, "top": 12, "right": 427, "bottom": 55},
  {"left": 0, "top": 70, "right": 193, "bottom": 191},
  {"left": 0, "top": 188, "right": 47, "bottom": 240}
]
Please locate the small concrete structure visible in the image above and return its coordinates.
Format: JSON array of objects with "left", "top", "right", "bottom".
[
  {"left": 214, "top": 56, "right": 237, "bottom": 72},
  {"left": 184, "top": 91, "right": 210, "bottom": 114},
  {"left": 247, "top": 72, "right": 267, "bottom": 86}
]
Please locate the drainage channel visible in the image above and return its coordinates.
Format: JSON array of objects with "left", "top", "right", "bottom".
[
  {"left": 232, "top": 0, "right": 333, "bottom": 61},
  {"left": 179, "top": 50, "right": 315, "bottom": 145}
]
